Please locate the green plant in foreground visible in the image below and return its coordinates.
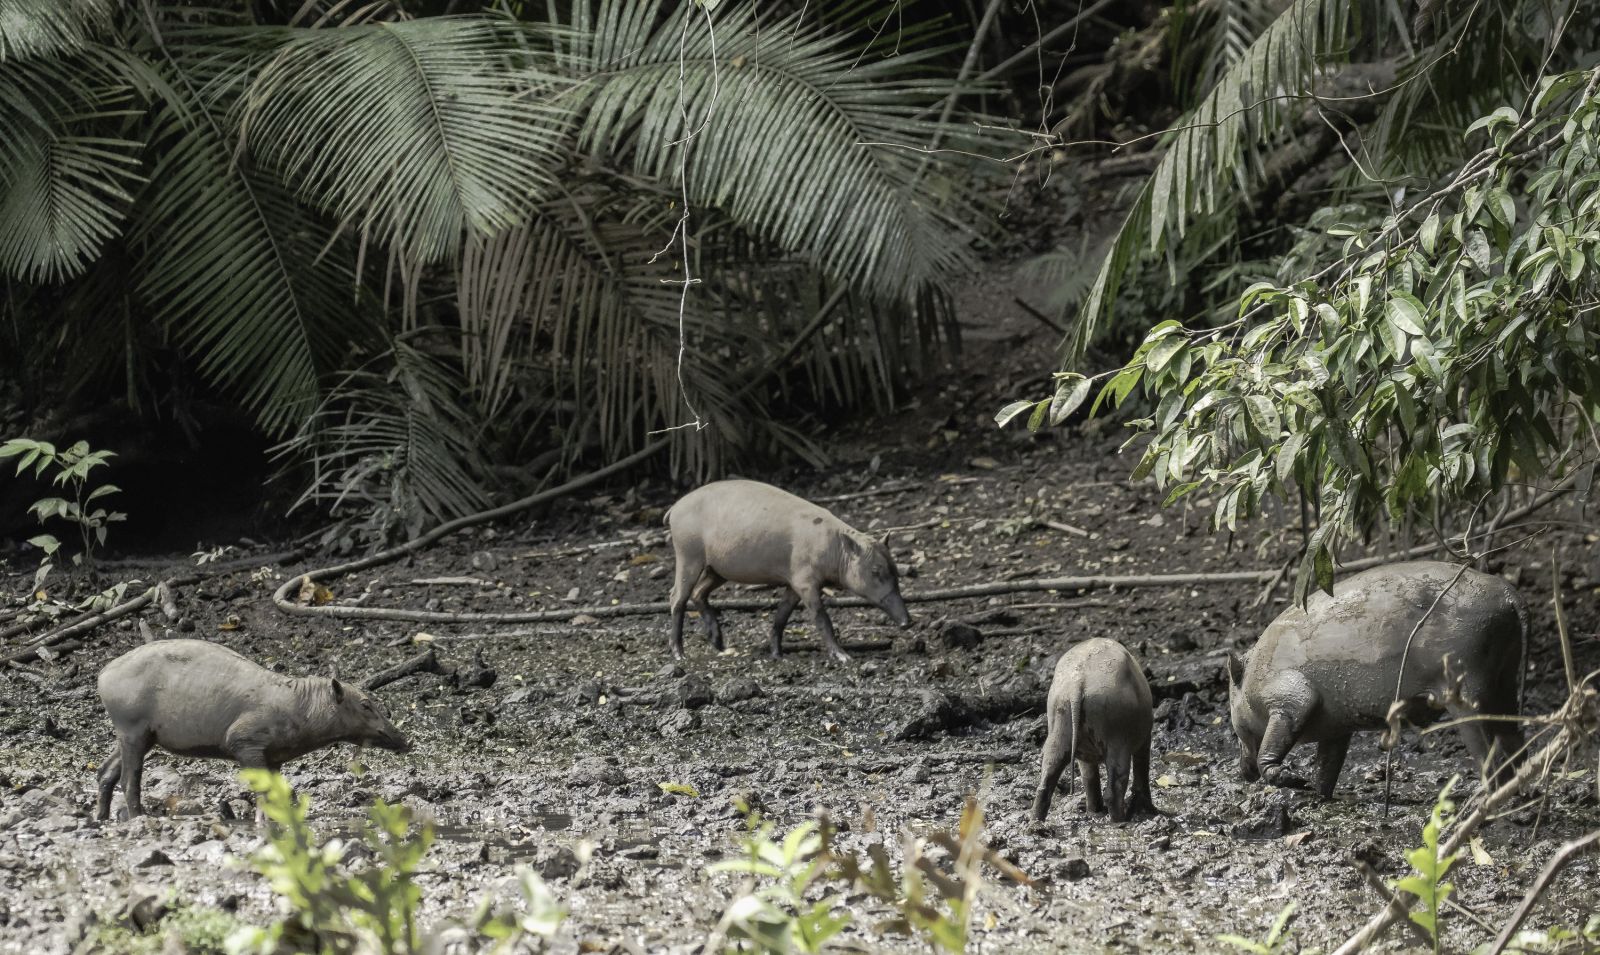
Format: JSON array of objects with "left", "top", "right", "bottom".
[
  {"left": 81, "top": 901, "right": 243, "bottom": 955},
  {"left": 711, "top": 806, "right": 851, "bottom": 954},
  {"left": 229, "top": 769, "right": 432, "bottom": 955},
  {"left": 460, "top": 865, "right": 569, "bottom": 953},
  {"left": 1217, "top": 902, "right": 1297, "bottom": 954},
  {"left": 1477, "top": 914, "right": 1600, "bottom": 954},
  {"left": 710, "top": 796, "right": 1030, "bottom": 954},
  {"left": 1396, "top": 777, "right": 1460, "bottom": 954},
  {"left": 0, "top": 438, "right": 123, "bottom": 578},
  {"left": 228, "top": 769, "right": 568, "bottom": 955}
]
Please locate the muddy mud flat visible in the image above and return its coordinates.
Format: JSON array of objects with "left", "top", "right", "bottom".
[
  {"left": 4, "top": 425, "right": 1597, "bottom": 954},
  {"left": 2, "top": 296, "right": 1598, "bottom": 953}
]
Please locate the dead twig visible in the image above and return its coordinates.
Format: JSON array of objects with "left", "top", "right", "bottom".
[
  {"left": 272, "top": 441, "right": 668, "bottom": 621},
  {"left": 269, "top": 567, "right": 1283, "bottom": 626},
  {"left": 1332, "top": 685, "right": 1592, "bottom": 955},
  {"left": 1037, "top": 519, "right": 1092, "bottom": 538},
  {"left": 362, "top": 648, "right": 451, "bottom": 692},
  {"left": 1012, "top": 297, "right": 1068, "bottom": 336},
  {"left": 1356, "top": 862, "right": 1437, "bottom": 951},
  {"left": 813, "top": 482, "right": 922, "bottom": 505},
  {"left": 512, "top": 534, "right": 665, "bottom": 561},
  {"left": 1485, "top": 828, "right": 1600, "bottom": 955}
]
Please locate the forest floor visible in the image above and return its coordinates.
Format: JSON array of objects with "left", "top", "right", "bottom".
[{"left": 2, "top": 267, "right": 1598, "bottom": 955}]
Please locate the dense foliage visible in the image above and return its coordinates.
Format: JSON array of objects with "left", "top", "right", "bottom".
[
  {"left": 0, "top": 0, "right": 991, "bottom": 541},
  {"left": 1002, "top": 0, "right": 1600, "bottom": 591}
]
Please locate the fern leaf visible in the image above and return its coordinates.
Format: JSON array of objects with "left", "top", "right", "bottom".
[
  {"left": 554, "top": 0, "right": 978, "bottom": 306},
  {"left": 1071, "top": 0, "right": 1354, "bottom": 354},
  {"left": 0, "top": 0, "right": 119, "bottom": 62},
  {"left": 230, "top": 17, "right": 574, "bottom": 264}
]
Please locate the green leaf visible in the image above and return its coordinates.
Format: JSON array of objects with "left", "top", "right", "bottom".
[
  {"left": 26, "top": 534, "right": 59, "bottom": 555},
  {"left": 1466, "top": 105, "right": 1518, "bottom": 137},
  {"left": 1275, "top": 432, "right": 1308, "bottom": 485},
  {"left": 995, "top": 400, "right": 1034, "bottom": 428},
  {"left": 1313, "top": 545, "right": 1334, "bottom": 595},
  {"left": 1026, "top": 399, "right": 1051, "bottom": 432},
  {"left": 1419, "top": 212, "right": 1440, "bottom": 255},
  {"left": 657, "top": 782, "right": 699, "bottom": 798},
  {"left": 1049, "top": 377, "right": 1094, "bottom": 426},
  {"left": 1385, "top": 295, "right": 1426, "bottom": 336},
  {"left": 1244, "top": 395, "right": 1282, "bottom": 441},
  {"left": 1146, "top": 335, "right": 1185, "bottom": 373}
]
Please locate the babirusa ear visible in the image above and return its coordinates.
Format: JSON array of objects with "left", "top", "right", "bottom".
[
  {"left": 880, "top": 532, "right": 891, "bottom": 549},
  {"left": 331, "top": 677, "right": 346, "bottom": 701},
  {"left": 1226, "top": 651, "right": 1246, "bottom": 688}
]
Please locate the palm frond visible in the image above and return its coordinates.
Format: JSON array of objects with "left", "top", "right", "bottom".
[
  {"left": 1169, "top": 0, "right": 1282, "bottom": 107},
  {"left": 458, "top": 175, "right": 760, "bottom": 476},
  {"left": 0, "top": 0, "right": 119, "bottom": 62},
  {"left": 227, "top": 16, "right": 574, "bottom": 264},
  {"left": 277, "top": 337, "right": 492, "bottom": 544},
  {"left": 1069, "top": 0, "right": 1352, "bottom": 354},
  {"left": 1364, "top": 0, "right": 1569, "bottom": 180},
  {"left": 0, "top": 117, "right": 141, "bottom": 282},
  {"left": 0, "top": 52, "right": 146, "bottom": 281},
  {"left": 457, "top": 170, "right": 944, "bottom": 476},
  {"left": 133, "top": 65, "right": 355, "bottom": 436},
  {"left": 551, "top": 0, "right": 980, "bottom": 306}
]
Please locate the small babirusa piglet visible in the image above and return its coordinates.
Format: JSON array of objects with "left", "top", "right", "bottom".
[
  {"left": 665, "top": 479, "right": 911, "bottom": 662},
  {"left": 1229, "top": 560, "right": 1525, "bottom": 797},
  {"left": 1032, "top": 638, "right": 1157, "bottom": 823},
  {"left": 96, "top": 639, "right": 410, "bottom": 821}
]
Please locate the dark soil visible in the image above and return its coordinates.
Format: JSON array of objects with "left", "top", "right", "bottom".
[{"left": 2, "top": 267, "right": 1598, "bottom": 955}]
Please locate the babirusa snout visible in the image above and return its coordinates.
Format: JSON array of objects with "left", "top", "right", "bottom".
[{"left": 881, "top": 592, "right": 911, "bottom": 628}]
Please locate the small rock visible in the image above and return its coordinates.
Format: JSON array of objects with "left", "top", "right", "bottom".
[
  {"left": 1231, "top": 793, "right": 1296, "bottom": 840},
  {"left": 36, "top": 813, "right": 78, "bottom": 832},
  {"left": 900, "top": 762, "right": 931, "bottom": 784},
  {"left": 661, "top": 677, "right": 713, "bottom": 710},
  {"left": 502, "top": 687, "right": 537, "bottom": 705},
  {"left": 571, "top": 681, "right": 603, "bottom": 706},
  {"left": 933, "top": 622, "right": 982, "bottom": 650},
  {"left": 893, "top": 691, "right": 962, "bottom": 741},
  {"left": 130, "top": 848, "right": 174, "bottom": 869},
  {"left": 658, "top": 662, "right": 686, "bottom": 679},
  {"left": 716, "top": 680, "right": 763, "bottom": 705},
  {"left": 469, "top": 551, "right": 499, "bottom": 572},
  {"left": 534, "top": 845, "right": 582, "bottom": 880},
  {"left": 660, "top": 710, "right": 700, "bottom": 735},
  {"left": 1055, "top": 855, "right": 1091, "bottom": 881},
  {"left": 464, "top": 649, "right": 497, "bottom": 689},
  {"left": 892, "top": 634, "right": 926, "bottom": 655},
  {"left": 567, "top": 756, "right": 626, "bottom": 788}
]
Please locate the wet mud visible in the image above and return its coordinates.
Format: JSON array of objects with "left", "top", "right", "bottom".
[{"left": 2, "top": 279, "right": 1598, "bottom": 953}]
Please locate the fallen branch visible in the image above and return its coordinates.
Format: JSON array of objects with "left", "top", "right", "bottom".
[
  {"left": 1, "top": 583, "right": 175, "bottom": 665},
  {"left": 1356, "top": 862, "right": 1438, "bottom": 951},
  {"left": 1013, "top": 297, "right": 1068, "bottom": 336},
  {"left": 512, "top": 534, "right": 663, "bottom": 561},
  {"left": 273, "top": 567, "right": 1282, "bottom": 625},
  {"left": 362, "top": 648, "right": 451, "bottom": 692},
  {"left": 270, "top": 462, "right": 1577, "bottom": 629},
  {"left": 813, "top": 482, "right": 923, "bottom": 505},
  {"left": 1485, "top": 828, "right": 1600, "bottom": 955},
  {"left": 1331, "top": 681, "right": 1593, "bottom": 955},
  {"left": 1038, "top": 519, "right": 1092, "bottom": 538},
  {"left": 271, "top": 441, "right": 667, "bottom": 618},
  {"left": 1, "top": 546, "right": 309, "bottom": 662}
]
